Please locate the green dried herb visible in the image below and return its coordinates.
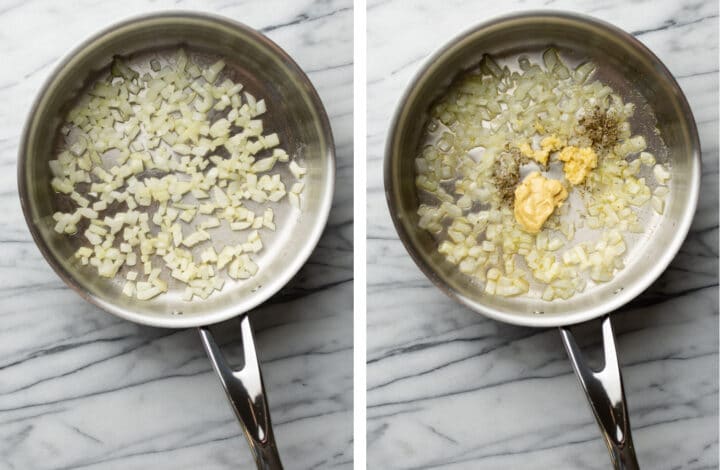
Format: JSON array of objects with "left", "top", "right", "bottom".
[{"left": 579, "top": 106, "right": 620, "bottom": 150}]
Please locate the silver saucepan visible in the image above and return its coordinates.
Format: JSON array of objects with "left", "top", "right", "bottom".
[
  {"left": 385, "top": 12, "right": 700, "bottom": 469},
  {"left": 18, "top": 12, "right": 334, "bottom": 470}
]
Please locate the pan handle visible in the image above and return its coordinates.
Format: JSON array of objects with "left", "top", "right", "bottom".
[
  {"left": 559, "top": 315, "right": 639, "bottom": 470},
  {"left": 198, "top": 316, "right": 283, "bottom": 470}
]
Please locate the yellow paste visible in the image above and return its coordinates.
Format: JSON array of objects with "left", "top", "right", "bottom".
[{"left": 514, "top": 171, "right": 568, "bottom": 233}]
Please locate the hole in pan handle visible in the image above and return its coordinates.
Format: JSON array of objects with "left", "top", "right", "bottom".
[
  {"left": 198, "top": 316, "right": 283, "bottom": 470},
  {"left": 559, "top": 315, "right": 639, "bottom": 470}
]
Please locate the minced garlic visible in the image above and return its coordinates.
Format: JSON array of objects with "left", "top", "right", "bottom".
[
  {"left": 558, "top": 146, "right": 598, "bottom": 185},
  {"left": 519, "top": 134, "right": 565, "bottom": 166}
]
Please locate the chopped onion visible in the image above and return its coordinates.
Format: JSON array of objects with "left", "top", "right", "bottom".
[
  {"left": 415, "top": 48, "right": 668, "bottom": 300},
  {"left": 50, "top": 50, "right": 305, "bottom": 302}
]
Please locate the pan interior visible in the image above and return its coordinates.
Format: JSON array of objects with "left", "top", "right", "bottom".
[
  {"left": 20, "top": 14, "right": 334, "bottom": 328},
  {"left": 386, "top": 13, "right": 700, "bottom": 327}
]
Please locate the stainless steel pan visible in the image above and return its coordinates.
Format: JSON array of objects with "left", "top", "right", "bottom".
[
  {"left": 18, "top": 12, "right": 335, "bottom": 470},
  {"left": 385, "top": 12, "right": 700, "bottom": 469}
]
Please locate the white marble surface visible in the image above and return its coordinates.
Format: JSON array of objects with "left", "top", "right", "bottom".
[
  {"left": 0, "top": 1, "right": 352, "bottom": 469},
  {"left": 367, "top": 0, "right": 718, "bottom": 468}
]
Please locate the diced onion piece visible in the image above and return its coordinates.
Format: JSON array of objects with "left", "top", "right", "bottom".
[
  {"left": 179, "top": 209, "right": 196, "bottom": 223},
  {"left": 136, "top": 282, "right": 162, "bottom": 300},
  {"left": 122, "top": 281, "right": 135, "bottom": 297},
  {"left": 651, "top": 195, "right": 665, "bottom": 214},
  {"left": 639, "top": 152, "right": 655, "bottom": 166},
  {"left": 204, "top": 59, "right": 225, "bottom": 83},
  {"left": 252, "top": 156, "right": 277, "bottom": 173},
  {"left": 288, "top": 192, "right": 300, "bottom": 209},
  {"left": 291, "top": 182, "right": 304, "bottom": 194},
  {"left": 289, "top": 160, "right": 306, "bottom": 179},
  {"left": 182, "top": 230, "right": 210, "bottom": 247},
  {"left": 653, "top": 164, "right": 671, "bottom": 184}
]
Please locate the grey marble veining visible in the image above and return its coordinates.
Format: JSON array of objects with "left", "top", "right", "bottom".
[
  {"left": 367, "top": 0, "right": 718, "bottom": 468},
  {"left": 0, "top": 1, "right": 352, "bottom": 469}
]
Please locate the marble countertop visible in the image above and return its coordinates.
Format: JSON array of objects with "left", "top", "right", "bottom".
[
  {"left": 0, "top": 1, "right": 352, "bottom": 469},
  {"left": 367, "top": 0, "right": 718, "bottom": 468}
]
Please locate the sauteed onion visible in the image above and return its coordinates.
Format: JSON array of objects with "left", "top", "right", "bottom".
[
  {"left": 415, "top": 49, "right": 671, "bottom": 300},
  {"left": 49, "top": 50, "right": 306, "bottom": 301}
]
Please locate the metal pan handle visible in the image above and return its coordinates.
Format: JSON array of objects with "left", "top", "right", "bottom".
[
  {"left": 198, "top": 316, "right": 283, "bottom": 470},
  {"left": 559, "top": 315, "right": 639, "bottom": 470}
]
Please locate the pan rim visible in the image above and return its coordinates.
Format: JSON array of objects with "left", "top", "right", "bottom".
[
  {"left": 17, "top": 10, "right": 336, "bottom": 329},
  {"left": 384, "top": 10, "right": 701, "bottom": 328}
]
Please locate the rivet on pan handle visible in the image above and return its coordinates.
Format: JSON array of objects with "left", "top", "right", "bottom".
[
  {"left": 560, "top": 315, "right": 639, "bottom": 470},
  {"left": 199, "top": 316, "right": 283, "bottom": 470}
]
